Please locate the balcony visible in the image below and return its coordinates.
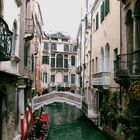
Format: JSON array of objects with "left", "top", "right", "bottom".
[
  {"left": 92, "top": 72, "right": 111, "bottom": 89},
  {"left": 114, "top": 50, "right": 140, "bottom": 83},
  {"left": 0, "top": 18, "right": 13, "bottom": 61}
]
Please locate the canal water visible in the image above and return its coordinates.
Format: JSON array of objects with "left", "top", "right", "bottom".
[{"left": 44, "top": 103, "right": 112, "bottom": 140}]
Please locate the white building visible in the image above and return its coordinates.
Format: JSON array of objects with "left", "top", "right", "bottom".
[{"left": 39, "top": 32, "right": 78, "bottom": 94}]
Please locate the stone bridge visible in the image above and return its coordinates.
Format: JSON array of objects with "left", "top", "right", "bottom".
[{"left": 32, "top": 92, "right": 83, "bottom": 110}]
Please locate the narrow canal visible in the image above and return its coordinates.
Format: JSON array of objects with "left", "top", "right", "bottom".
[{"left": 44, "top": 103, "right": 112, "bottom": 140}]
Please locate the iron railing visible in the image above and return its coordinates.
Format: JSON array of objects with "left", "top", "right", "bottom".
[
  {"left": 114, "top": 50, "right": 140, "bottom": 77},
  {"left": 0, "top": 18, "right": 13, "bottom": 61}
]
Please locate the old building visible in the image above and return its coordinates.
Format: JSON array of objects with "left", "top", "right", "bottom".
[
  {"left": 90, "top": 0, "right": 122, "bottom": 138},
  {"left": 0, "top": 0, "right": 43, "bottom": 139},
  {"left": 76, "top": 0, "right": 98, "bottom": 124},
  {"left": 0, "top": 0, "right": 22, "bottom": 139},
  {"left": 114, "top": 0, "right": 140, "bottom": 139},
  {"left": 39, "top": 32, "right": 78, "bottom": 94}
]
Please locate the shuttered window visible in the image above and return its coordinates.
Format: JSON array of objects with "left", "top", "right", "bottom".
[
  {"left": 96, "top": 12, "right": 99, "bottom": 30},
  {"left": 105, "top": 0, "right": 109, "bottom": 16},
  {"left": 101, "top": 2, "right": 104, "bottom": 23}
]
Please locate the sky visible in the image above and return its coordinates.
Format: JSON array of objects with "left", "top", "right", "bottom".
[{"left": 38, "top": 0, "right": 84, "bottom": 39}]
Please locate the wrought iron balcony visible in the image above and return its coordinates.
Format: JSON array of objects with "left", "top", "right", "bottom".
[
  {"left": 0, "top": 18, "right": 13, "bottom": 61},
  {"left": 92, "top": 72, "right": 111, "bottom": 89},
  {"left": 114, "top": 50, "right": 140, "bottom": 79}
]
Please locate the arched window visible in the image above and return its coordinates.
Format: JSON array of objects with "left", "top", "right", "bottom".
[
  {"left": 11, "top": 21, "right": 17, "bottom": 55},
  {"left": 57, "top": 54, "right": 63, "bottom": 67},
  {"left": 100, "top": 47, "right": 104, "bottom": 72},
  {"left": 71, "top": 55, "right": 75, "bottom": 66},
  {"left": 133, "top": 1, "right": 140, "bottom": 73},
  {"left": 126, "top": 10, "right": 133, "bottom": 73},
  {"left": 104, "top": 43, "right": 110, "bottom": 72}
]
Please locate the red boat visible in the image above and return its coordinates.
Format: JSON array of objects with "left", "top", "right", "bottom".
[{"left": 29, "top": 113, "right": 49, "bottom": 140}]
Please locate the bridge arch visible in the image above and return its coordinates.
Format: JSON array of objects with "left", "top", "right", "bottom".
[{"left": 32, "top": 92, "right": 83, "bottom": 110}]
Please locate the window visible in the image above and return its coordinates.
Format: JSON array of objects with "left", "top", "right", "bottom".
[
  {"left": 71, "top": 74, "right": 75, "bottom": 84},
  {"left": 43, "top": 73, "right": 47, "bottom": 83},
  {"left": 42, "top": 56, "right": 49, "bottom": 64},
  {"left": 51, "top": 54, "right": 55, "bottom": 67},
  {"left": 64, "top": 55, "right": 68, "bottom": 68},
  {"left": 105, "top": 0, "right": 109, "bottom": 16},
  {"left": 96, "top": 12, "right": 99, "bottom": 30},
  {"left": 64, "top": 75, "right": 68, "bottom": 82},
  {"left": 71, "top": 55, "right": 75, "bottom": 66},
  {"left": 101, "top": 2, "right": 104, "bottom": 23},
  {"left": 24, "top": 41, "right": 30, "bottom": 66},
  {"left": 51, "top": 43, "right": 56, "bottom": 50},
  {"left": 73, "top": 46, "right": 77, "bottom": 52},
  {"left": 0, "top": 0, "right": 3, "bottom": 16},
  {"left": 56, "top": 54, "right": 63, "bottom": 67},
  {"left": 51, "top": 75, "right": 55, "bottom": 82},
  {"left": 64, "top": 44, "right": 69, "bottom": 51},
  {"left": 11, "top": 21, "right": 17, "bottom": 55},
  {"left": 44, "top": 42, "right": 49, "bottom": 50},
  {"left": 32, "top": 54, "right": 34, "bottom": 72}
]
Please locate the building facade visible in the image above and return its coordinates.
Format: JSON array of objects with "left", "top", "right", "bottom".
[
  {"left": 0, "top": 0, "right": 22, "bottom": 139},
  {"left": 0, "top": 0, "right": 43, "bottom": 139},
  {"left": 114, "top": 0, "right": 140, "bottom": 139},
  {"left": 39, "top": 32, "right": 78, "bottom": 94}
]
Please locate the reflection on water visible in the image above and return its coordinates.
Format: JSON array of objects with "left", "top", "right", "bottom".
[{"left": 44, "top": 103, "right": 111, "bottom": 140}]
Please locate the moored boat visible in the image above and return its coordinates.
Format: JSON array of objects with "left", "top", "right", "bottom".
[{"left": 29, "top": 112, "right": 49, "bottom": 140}]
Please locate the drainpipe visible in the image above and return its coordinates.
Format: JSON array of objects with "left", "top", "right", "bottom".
[{"left": 119, "top": 1, "right": 122, "bottom": 107}]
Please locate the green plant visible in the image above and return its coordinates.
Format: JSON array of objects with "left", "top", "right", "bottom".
[
  {"left": 107, "top": 111, "right": 117, "bottom": 121},
  {"left": 128, "top": 135, "right": 135, "bottom": 140},
  {"left": 116, "top": 123, "right": 125, "bottom": 135}
]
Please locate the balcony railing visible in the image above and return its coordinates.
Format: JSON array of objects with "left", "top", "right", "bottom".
[
  {"left": 0, "top": 18, "right": 13, "bottom": 61},
  {"left": 92, "top": 72, "right": 111, "bottom": 89},
  {"left": 114, "top": 50, "right": 140, "bottom": 78}
]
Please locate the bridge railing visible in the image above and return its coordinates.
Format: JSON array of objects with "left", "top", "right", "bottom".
[{"left": 32, "top": 92, "right": 83, "bottom": 110}]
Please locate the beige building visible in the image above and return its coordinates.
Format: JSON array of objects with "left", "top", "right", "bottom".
[
  {"left": 77, "top": 0, "right": 122, "bottom": 132},
  {"left": 91, "top": 0, "right": 120, "bottom": 121},
  {"left": 39, "top": 32, "right": 78, "bottom": 94},
  {"left": 76, "top": 0, "right": 98, "bottom": 123}
]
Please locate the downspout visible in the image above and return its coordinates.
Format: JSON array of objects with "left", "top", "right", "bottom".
[{"left": 119, "top": 1, "right": 122, "bottom": 107}]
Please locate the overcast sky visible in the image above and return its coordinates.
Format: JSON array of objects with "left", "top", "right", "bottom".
[{"left": 38, "top": 0, "right": 84, "bottom": 39}]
